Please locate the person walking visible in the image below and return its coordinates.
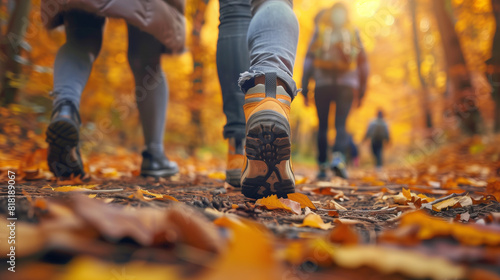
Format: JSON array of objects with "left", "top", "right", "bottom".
[
  {"left": 363, "top": 110, "right": 390, "bottom": 168},
  {"left": 216, "top": 0, "right": 299, "bottom": 198},
  {"left": 301, "top": 2, "right": 369, "bottom": 180},
  {"left": 41, "top": 0, "right": 185, "bottom": 178}
]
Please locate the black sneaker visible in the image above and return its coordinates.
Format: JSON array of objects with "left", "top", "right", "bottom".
[
  {"left": 316, "top": 163, "right": 328, "bottom": 181},
  {"left": 140, "top": 150, "right": 179, "bottom": 177},
  {"left": 46, "top": 100, "right": 85, "bottom": 178}
]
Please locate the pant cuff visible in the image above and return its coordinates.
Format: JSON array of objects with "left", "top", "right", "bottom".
[{"left": 238, "top": 68, "right": 299, "bottom": 99}]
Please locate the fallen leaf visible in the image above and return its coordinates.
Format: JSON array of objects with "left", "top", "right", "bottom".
[
  {"left": 294, "top": 175, "right": 308, "bottom": 185},
  {"left": 432, "top": 195, "right": 472, "bottom": 212},
  {"left": 210, "top": 216, "right": 282, "bottom": 280},
  {"left": 486, "top": 180, "right": 500, "bottom": 201},
  {"left": 306, "top": 240, "right": 465, "bottom": 279},
  {"left": 381, "top": 210, "right": 500, "bottom": 246},
  {"left": 323, "top": 200, "right": 347, "bottom": 211},
  {"left": 255, "top": 195, "right": 301, "bottom": 215},
  {"left": 294, "top": 213, "right": 333, "bottom": 230},
  {"left": 208, "top": 171, "right": 226, "bottom": 180},
  {"left": 47, "top": 185, "right": 98, "bottom": 192},
  {"left": 329, "top": 222, "right": 359, "bottom": 245},
  {"left": 56, "top": 257, "right": 179, "bottom": 280},
  {"left": 129, "top": 188, "right": 178, "bottom": 202},
  {"left": 287, "top": 193, "right": 317, "bottom": 210}
]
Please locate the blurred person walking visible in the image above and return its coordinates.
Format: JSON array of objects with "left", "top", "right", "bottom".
[
  {"left": 301, "top": 2, "right": 369, "bottom": 180},
  {"left": 363, "top": 110, "right": 390, "bottom": 168},
  {"left": 216, "top": 0, "right": 299, "bottom": 198},
  {"left": 41, "top": 0, "right": 185, "bottom": 178}
]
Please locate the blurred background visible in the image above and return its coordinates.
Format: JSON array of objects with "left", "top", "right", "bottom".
[{"left": 0, "top": 0, "right": 499, "bottom": 170}]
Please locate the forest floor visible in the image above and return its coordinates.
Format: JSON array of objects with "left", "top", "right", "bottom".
[{"left": 1, "top": 137, "right": 500, "bottom": 280}]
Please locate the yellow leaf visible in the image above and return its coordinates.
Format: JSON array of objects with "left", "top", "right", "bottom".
[
  {"left": 132, "top": 188, "right": 178, "bottom": 202},
  {"left": 88, "top": 194, "right": 97, "bottom": 198},
  {"left": 51, "top": 185, "right": 98, "bottom": 192},
  {"left": 402, "top": 188, "right": 412, "bottom": 200},
  {"left": 208, "top": 171, "right": 226, "bottom": 180},
  {"left": 305, "top": 240, "right": 465, "bottom": 279},
  {"left": 294, "top": 175, "right": 308, "bottom": 185},
  {"left": 432, "top": 195, "right": 472, "bottom": 212},
  {"left": 58, "top": 257, "right": 179, "bottom": 280},
  {"left": 295, "top": 213, "right": 333, "bottom": 230},
  {"left": 210, "top": 216, "right": 282, "bottom": 280},
  {"left": 287, "top": 193, "right": 317, "bottom": 210},
  {"left": 255, "top": 195, "right": 301, "bottom": 215},
  {"left": 396, "top": 210, "right": 500, "bottom": 246}
]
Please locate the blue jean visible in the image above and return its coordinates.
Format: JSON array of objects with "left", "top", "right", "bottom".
[{"left": 217, "top": 0, "right": 298, "bottom": 138}]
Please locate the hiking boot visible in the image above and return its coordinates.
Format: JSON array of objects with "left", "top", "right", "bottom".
[
  {"left": 46, "top": 99, "right": 85, "bottom": 178},
  {"left": 241, "top": 73, "right": 295, "bottom": 199},
  {"left": 317, "top": 163, "right": 328, "bottom": 181},
  {"left": 226, "top": 137, "right": 245, "bottom": 188},
  {"left": 140, "top": 150, "right": 179, "bottom": 177},
  {"left": 330, "top": 152, "right": 348, "bottom": 179}
]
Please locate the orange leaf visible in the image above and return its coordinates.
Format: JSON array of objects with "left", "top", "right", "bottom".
[
  {"left": 132, "top": 188, "right": 178, "bottom": 202},
  {"left": 329, "top": 222, "right": 359, "bottom": 245},
  {"left": 48, "top": 185, "right": 98, "bottom": 192},
  {"left": 390, "top": 210, "right": 500, "bottom": 246},
  {"left": 287, "top": 193, "right": 317, "bottom": 210},
  {"left": 402, "top": 188, "right": 412, "bottom": 200},
  {"left": 294, "top": 213, "right": 333, "bottom": 230},
  {"left": 255, "top": 195, "right": 301, "bottom": 215}
]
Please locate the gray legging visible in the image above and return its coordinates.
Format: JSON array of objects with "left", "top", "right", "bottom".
[{"left": 52, "top": 10, "right": 167, "bottom": 155}]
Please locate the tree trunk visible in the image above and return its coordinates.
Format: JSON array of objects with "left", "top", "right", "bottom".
[
  {"left": 0, "top": 0, "right": 31, "bottom": 106},
  {"left": 187, "top": 0, "right": 209, "bottom": 154},
  {"left": 433, "top": 0, "right": 482, "bottom": 134},
  {"left": 488, "top": 0, "right": 500, "bottom": 133},
  {"left": 410, "top": 0, "right": 433, "bottom": 130}
]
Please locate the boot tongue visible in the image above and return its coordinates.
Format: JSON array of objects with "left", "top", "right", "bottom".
[{"left": 245, "top": 84, "right": 289, "bottom": 96}]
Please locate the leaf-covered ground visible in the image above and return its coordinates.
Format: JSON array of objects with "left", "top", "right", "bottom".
[{"left": 1, "top": 137, "right": 500, "bottom": 280}]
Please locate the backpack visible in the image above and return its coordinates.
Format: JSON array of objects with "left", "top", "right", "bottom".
[{"left": 311, "top": 9, "right": 360, "bottom": 72}]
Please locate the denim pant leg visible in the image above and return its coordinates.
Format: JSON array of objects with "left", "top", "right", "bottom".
[
  {"left": 332, "top": 86, "right": 354, "bottom": 154},
  {"left": 217, "top": 0, "right": 251, "bottom": 139},
  {"left": 239, "top": 0, "right": 299, "bottom": 98}
]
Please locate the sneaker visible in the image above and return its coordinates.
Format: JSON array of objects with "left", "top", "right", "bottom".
[
  {"left": 240, "top": 73, "right": 295, "bottom": 199},
  {"left": 226, "top": 137, "right": 245, "bottom": 188},
  {"left": 330, "top": 152, "right": 348, "bottom": 179},
  {"left": 140, "top": 150, "right": 179, "bottom": 177},
  {"left": 316, "top": 162, "right": 328, "bottom": 181},
  {"left": 46, "top": 99, "right": 85, "bottom": 178}
]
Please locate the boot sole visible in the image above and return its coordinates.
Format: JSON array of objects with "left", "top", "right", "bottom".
[
  {"left": 140, "top": 167, "right": 179, "bottom": 177},
  {"left": 46, "top": 118, "right": 84, "bottom": 178},
  {"left": 331, "top": 165, "right": 348, "bottom": 179},
  {"left": 241, "top": 110, "right": 295, "bottom": 199}
]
